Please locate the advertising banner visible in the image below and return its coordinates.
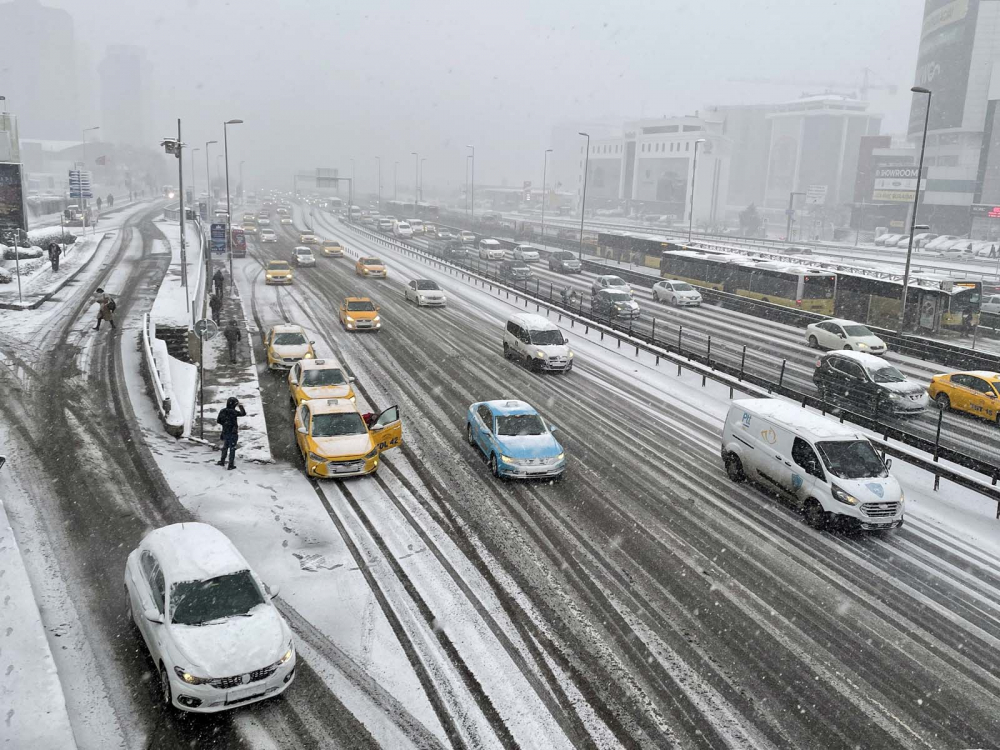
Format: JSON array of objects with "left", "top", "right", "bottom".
[
  {"left": 909, "top": 0, "right": 980, "bottom": 135},
  {"left": 872, "top": 167, "right": 926, "bottom": 202},
  {"left": 805, "top": 185, "right": 828, "bottom": 205},
  {"left": 211, "top": 222, "right": 226, "bottom": 253},
  {"left": 0, "top": 162, "right": 27, "bottom": 234},
  {"left": 970, "top": 203, "right": 1000, "bottom": 218}
]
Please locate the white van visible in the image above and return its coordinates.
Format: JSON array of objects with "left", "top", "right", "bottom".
[
  {"left": 721, "top": 398, "right": 903, "bottom": 532},
  {"left": 503, "top": 313, "right": 573, "bottom": 372},
  {"left": 408, "top": 219, "right": 424, "bottom": 234},
  {"left": 479, "top": 238, "right": 504, "bottom": 260},
  {"left": 393, "top": 222, "right": 413, "bottom": 238}
]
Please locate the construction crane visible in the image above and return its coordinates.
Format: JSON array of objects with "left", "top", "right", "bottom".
[{"left": 728, "top": 67, "right": 898, "bottom": 101}]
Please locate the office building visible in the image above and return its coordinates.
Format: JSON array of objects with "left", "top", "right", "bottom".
[{"left": 99, "top": 45, "right": 150, "bottom": 148}]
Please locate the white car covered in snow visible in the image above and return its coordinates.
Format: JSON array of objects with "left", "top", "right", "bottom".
[
  {"left": 806, "top": 318, "right": 886, "bottom": 354},
  {"left": 652, "top": 279, "right": 702, "bottom": 306},
  {"left": 292, "top": 246, "right": 316, "bottom": 266},
  {"left": 124, "top": 523, "right": 296, "bottom": 713}
]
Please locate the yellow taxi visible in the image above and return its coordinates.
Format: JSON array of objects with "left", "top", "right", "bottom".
[
  {"left": 355, "top": 257, "right": 387, "bottom": 278},
  {"left": 265, "top": 260, "right": 293, "bottom": 285},
  {"left": 928, "top": 371, "right": 1000, "bottom": 423},
  {"left": 293, "top": 399, "right": 402, "bottom": 478},
  {"left": 339, "top": 297, "right": 381, "bottom": 332},
  {"left": 321, "top": 240, "right": 344, "bottom": 257},
  {"left": 298, "top": 232, "right": 319, "bottom": 245},
  {"left": 243, "top": 223, "right": 258, "bottom": 235},
  {"left": 265, "top": 324, "right": 316, "bottom": 370},
  {"left": 288, "top": 358, "right": 356, "bottom": 407}
]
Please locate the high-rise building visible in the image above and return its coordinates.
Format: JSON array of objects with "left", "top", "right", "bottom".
[
  {"left": 0, "top": 0, "right": 79, "bottom": 140},
  {"left": 907, "top": 0, "right": 1000, "bottom": 234},
  {"left": 99, "top": 45, "right": 149, "bottom": 148}
]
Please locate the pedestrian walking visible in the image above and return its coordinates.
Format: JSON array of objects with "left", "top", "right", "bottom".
[
  {"left": 990, "top": 243, "right": 997, "bottom": 259},
  {"left": 209, "top": 292, "right": 223, "bottom": 324},
  {"left": 107, "top": 193, "right": 114, "bottom": 208},
  {"left": 216, "top": 396, "right": 246, "bottom": 470},
  {"left": 94, "top": 288, "right": 116, "bottom": 331},
  {"left": 213, "top": 268, "right": 225, "bottom": 297},
  {"left": 96, "top": 196, "right": 103, "bottom": 211},
  {"left": 223, "top": 319, "right": 241, "bottom": 363},
  {"left": 48, "top": 242, "right": 62, "bottom": 272}
]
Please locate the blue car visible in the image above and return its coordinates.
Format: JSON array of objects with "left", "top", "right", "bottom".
[{"left": 466, "top": 400, "right": 566, "bottom": 479}]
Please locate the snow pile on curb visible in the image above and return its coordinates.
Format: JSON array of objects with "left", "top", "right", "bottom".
[
  {"left": 0, "top": 497, "right": 77, "bottom": 749},
  {"left": 2, "top": 244, "right": 44, "bottom": 261},
  {"left": 149, "top": 220, "right": 202, "bottom": 329},
  {"left": 150, "top": 336, "right": 187, "bottom": 436}
]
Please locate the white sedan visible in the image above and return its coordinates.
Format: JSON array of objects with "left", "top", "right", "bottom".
[
  {"left": 806, "top": 319, "right": 886, "bottom": 355},
  {"left": 260, "top": 229, "right": 277, "bottom": 243},
  {"left": 292, "top": 246, "right": 316, "bottom": 266},
  {"left": 652, "top": 279, "right": 702, "bottom": 306},
  {"left": 124, "top": 523, "right": 296, "bottom": 712},
  {"left": 404, "top": 279, "right": 447, "bottom": 306},
  {"left": 591, "top": 274, "right": 632, "bottom": 296}
]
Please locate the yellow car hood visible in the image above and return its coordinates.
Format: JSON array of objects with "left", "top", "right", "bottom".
[
  {"left": 301, "top": 385, "right": 352, "bottom": 400},
  {"left": 310, "top": 433, "right": 372, "bottom": 458}
]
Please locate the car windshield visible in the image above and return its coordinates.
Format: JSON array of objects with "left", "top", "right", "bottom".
[
  {"left": 312, "top": 412, "right": 367, "bottom": 437},
  {"left": 606, "top": 277, "right": 626, "bottom": 286},
  {"left": 302, "top": 368, "right": 346, "bottom": 386},
  {"left": 296, "top": 248, "right": 311, "bottom": 255},
  {"left": 869, "top": 364, "right": 906, "bottom": 383},
  {"left": 672, "top": 282, "right": 694, "bottom": 292},
  {"left": 324, "top": 242, "right": 341, "bottom": 248},
  {"left": 606, "top": 291, "right": 631, "bottom": 301},
  {"left": 362, "top": 258, "right": 383, "bottom": 265},
  {"left": 843, "top": 325, "right": 873, "bottom": 337},
  {"left": 496, "top": 414, "right": 547, "bottom": 436},
  {"left": 555, "top": 252, "right": 575, "bottom": 260},
  {"left": 816, "top": 440, "right": 888, "bottom": 480},
  {"left": 273, "top": 332, "right": 307, "bottom": 346},
  {"left": 415, "top": 280, "right": 440, "bottom": 290},
  {"left": 347, "top": 300, "right": 375, "bottom": 311},
  {"left": 170, "top": 570, "right": 265, "bottom": 626},
  {"left": 529, "top": 329, "right": 564, "bottom": 345}
]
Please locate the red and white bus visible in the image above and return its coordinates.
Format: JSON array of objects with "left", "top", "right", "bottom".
[{"left": 231, "top": 227, "right": 247, "bottom": 257}]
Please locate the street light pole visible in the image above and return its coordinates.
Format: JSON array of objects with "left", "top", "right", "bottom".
[
  {"left": 239, "top": 160, "right": 245, "bottom": 205},
  {"left": 411, "top": 152, "right": 418, "bottom": 215},
  {"left": 420, "top": 158, "right": 426, "bottom": 204},
  {"left": 175, "top": 119, "right": 189, "bottom": 316},
  {"left": 81, "top": 126, "right": 99, "bottom": 230},
  {"left": 393, "top": 161, "right": 398, "bottom": 202},
  {"left": 375, "top": 156, "right": 381, "bottom": 213},
  {"left": 688, "top": 138, "right": 706, "bottom": 243},
  {"left": 223, "top": 118, "right": 243, "bottom": 293},
  {"left": 785, "top": 191, "right": 806, "bottom": 242},
  {"left": 578, "top": 132, "right": 590, "bottom": 260},
  {"left": 190, "top": 147, "right": 200, "bottom": 219},
  {"left": 541, "top": 148, "right": 552, "bottom": 248},
  {"left": 898, "top": 86, "right": 932, "bottom": 336},
  {"left": 205, "top": 140, "right": 217, "bottom": 220},
  {"left": 466, "top": 145, "right": 475, "bottom": 221}
]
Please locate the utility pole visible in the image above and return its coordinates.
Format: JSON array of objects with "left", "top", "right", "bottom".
[
  {"left": 785, "top": 191, "right": 805, "bottom": 242},
  {"left": 898, "top": 86, "right": 932, "bottom": 336},
  {"left": 467, "top": 145, "right": 475, "bottom": 221},
  {"left": 578, "top": 132, "right": 590, "bottom": 260},
  {"left": 541, "top": 148, "right": 552, "bottom": 248}
]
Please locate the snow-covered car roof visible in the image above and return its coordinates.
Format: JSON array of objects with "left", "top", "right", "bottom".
[
  {"left": 734, "top": 399, "right": 867, "bottom": 441},
  {"left": 509, "top": 312, "right": 557, "bottom": 330},
  {"left": 269, "top": 323, "right": 306, "bottom": 335},
  {"left": 304, "top": 397, "right": 360, "bottom": 416},
  {"left": 299, "top": 358, "right": 344, "bottom": 371},
  {"left": 942, "top": 370, "right": 1000, "bottom": 381},
  {"left": 293, "top": 246, "right": 313, "bottom": 253},
  {"left": 821, "top": 350, "right": 894, "bottom": 369},
  {"left": 482, "top": 399, "right": 537, "bottom": 416},
  {"left": 141, "top": 523, "right": 248, "bottom": 585}
]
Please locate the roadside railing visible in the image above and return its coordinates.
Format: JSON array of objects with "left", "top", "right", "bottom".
[{"left": 140, "top": 313, "right": 184, "bottom": 438}]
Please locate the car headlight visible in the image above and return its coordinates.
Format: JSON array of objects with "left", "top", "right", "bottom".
[
  {"left": 858, "top": 342, "right": 868, "bottom": 349},
  {"left": 349, "top": 395, "right": 356, "bottom": 403},
  {"left": 362, "top": 269, "right": 369, "bottom": 275},
  {"left": 888, "top": 392, "right": 901, "bottom": 400},
  {"left": 568, "top": 351, "right": 574, "bottom": 358},
  {"left": 308, "top": 452, "right": 326, "bottom": 463},
  {"left": 831, "top": 484, "right": 860, "bottom": 506},
  {"left": 554, "top": 452, "right": 565, "bottom": 462},
  {"left": 364, "top": 447, "right": 379, "bottom": 460},
  {"left": 174, "top": 666, "right": 211, "bottom": 685},
  {"left": 899, "top": 488, "right": 904, "bottom": 504},
  {"left": 500, "top": 454, "right": 514, "bottom": 464},
  {"left": 304, "top": 352, "right": 314, "bottom": 359},
  {"left": 535, "top": 350, "right": 546, "bottom": 358},
  {"left": 373, "top": 315, "right": 380, "bottom": 323},
  {"left": 345, "top": 315, "right": 355, "bottom": 322},
  {"left": 278, "top": 642, "right": 294, "bottom": 665}
]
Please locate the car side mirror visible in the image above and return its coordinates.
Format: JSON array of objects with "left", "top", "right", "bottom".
[
  {"left": 548, "top": 424, "right": 559, "bottom": 432},
  {"left": 144, "top": 608, "right": 164, "bottom": 624},
  {"left": 839, "top": 333, "right": 846, "bottom": 338},
  {"left": 297, "top": 426, "right": 307, "bottom": 435},
  {"left": 266, "top": 583, "right": 280, "bottom": 599},
  {"left": 309, "top": 340, "right": 316, "bottom": 345},
  {"left": 349, "top": 375, "right": 356, "bottom": 382},
  {"left": 885, "top": 458, "right": 893, "bottom": 470},
  {"left": 376, "top": 306, "right": 381, "bottom": 312}
]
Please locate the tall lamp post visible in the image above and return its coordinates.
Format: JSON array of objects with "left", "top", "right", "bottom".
[
  {"left": 420, "top": 158, "right": 426, "bottom": 204},
  {"left": 785, "top": 191, "right": 806, "bottom": 242},
  {"left": 541, "top": 148, "right": 552, "bottom": 248},
  {"left": 411, "top": 151, "right": 419, "bottom": 215},
  {"left": 350, "top": 159, "right": 355, "bottom": 207},
  {"left": 190, "top": 148, "right": 200, "bottom": 217},
  {"left": 466, "top": 145, "right": 475, "bottom": 221},
  {"left": 82, "top": 126, "right": 100, "bottom": 227},
  {"left": 393, "top": 161, "right": 398, "bottom": 202},
  {"left": 239, "top": 160, "right": 245, "bottom": 205},
  {"left": 375, "top": 156, "right": 381, "bottom": 212},
  {"left": 578, "top": 132, "right": 590, "bottom": 260},
  {"left": 465, "top": 154, "right": 471, "bottom": 217},
  {"left": 223, "top": 118, "right": 243, "bottom": 291},
  {"left": 898, "top": 86, "right": 932, "bottom": 336},
  {"left": 205, "top": 140, "right": 217, "bottom": 220},
  {"left": 687, "top": 138, "right": 707, "bottom": 242}
]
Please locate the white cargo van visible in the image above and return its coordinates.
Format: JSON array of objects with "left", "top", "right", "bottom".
[
  {"left": 479, "top": 238, "right": 504, "bottom": 260},
  {"left": 502, "top": 313, "right": 573, "bottom": 372},
  {"left": 721, "top": 398, "right": 903, "bottom": 531}
]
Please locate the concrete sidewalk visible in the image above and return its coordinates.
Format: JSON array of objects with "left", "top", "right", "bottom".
[{"left": 194, "top": 255, "right": 272, "bottom": 462}]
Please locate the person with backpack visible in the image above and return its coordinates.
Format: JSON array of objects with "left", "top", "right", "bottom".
[
  {"left": 107, "top": 193, "right": 114, "bottom": 208},
  {"left": 216, "top": 396, "right": 246, "bottom": 470},
  {"left": 223, "top": 319, "right": 241, "bottom": 363},
  {"left": 213, "top": 268, "right": 225, "bottom": 297},
  {"left": 48, "top": 242, "right": 62, "bottom": 272},
  {"left": 94, "top": 288, "right": 116, "bottom": 330},
  {"left": 209, "top": 292, "right": 223, "bottom": 324}
]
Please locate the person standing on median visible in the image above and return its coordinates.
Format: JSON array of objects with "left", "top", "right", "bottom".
[
  {"left": 216, "top": 396, "right": 246, "bottom": 470},
  {"left": 223, "top": 319, "right": 241, "bottom": 364},
  {"left": 213, "top": 268, "right": 225, "bottom": 297},
  {"left": 48, "top": 242, "right": 62, "bottom": 272},
  {"left": 209, "top": 292, "right": 223, "bottom": 325}
]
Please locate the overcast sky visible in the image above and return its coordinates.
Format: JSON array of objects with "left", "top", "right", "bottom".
[{"left": 50, "top": 0, "right": 924, "bottom": 196}]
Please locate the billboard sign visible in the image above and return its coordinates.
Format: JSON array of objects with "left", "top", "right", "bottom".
[
  {"left": 805, "top": 185, "right": 828, "bottom": 205},
  {"left": 68, "top": 169, "right": 93, "bottom": 199},
  {"left": 872, "top": 166, "right": 926, "bottom": 202},
  {"left": 0, "top": 162, "right": 27, "bottom": 234},
  {"left": 316, "top": 167, "right": 339, "bottom": 187},
  {"left": 909, "top": 0, "right": 980, "bottom": 135},
  {"left": 971, "top": 203, "right": 1000, "bottom": 218},
  {"left": 211, "top": 222, "right": 226, "bottom": 253}
]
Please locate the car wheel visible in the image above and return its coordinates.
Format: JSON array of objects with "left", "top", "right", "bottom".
[
  {"left": 653, "top": 291, "right": 660, "bottom": 302},
  {"left": 670, "top": 297, "right": 678, "bottom": 307},
  {"left": 843, "top": 345, "right": 852, "bottom": 351},
  {"left": 124, "top": 586, "right": 136, "bottom": 630},
  {"left": 489, "top": 453, "right": 502, "bottom": 478},
  {"left": 467, "top": 423, "right": 476, "bottom": 447},
  {"left": 525, "top": 354, "right": 533, "bottom": 370},
  {"left": 935, "top": 393, "right": 950, "bottom": 411},
  {"left": 808, "top": 335, "right": 818, "bottom": 349},
  {"left": 159, "top": 664, "right": 172, "bottom": 707},
  {"left": 724, "top": 453, "right": 744, "bottom": 483},
  {"left": 503, "top": 342, "right": 510, "bottom": 359},
  {"left": 804, "top": 498, "right": 828, "bottom": 531}
]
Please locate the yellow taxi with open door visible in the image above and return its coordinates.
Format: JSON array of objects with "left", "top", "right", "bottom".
[{"left": 293, "top": 399, "right": 402, "bottom": 478}]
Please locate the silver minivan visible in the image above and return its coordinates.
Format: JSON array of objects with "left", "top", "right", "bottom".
[{"left": 502, "top": 313, "right": 573, "bottom": 372}]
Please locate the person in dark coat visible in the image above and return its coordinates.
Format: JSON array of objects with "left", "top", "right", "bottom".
[
  {"left": 216, "top": 396, "right": 246, "bottom": 470},
  {"left": 94, "top": 288, "right": 116, "bottom": 330},
  {"left": 223, "top": 319, "right": 241, "bottom": 363},
  {"left": 213, "top": 268, "right": 225, "bottom": 297},
  {"left": 48, "top": 242, "right": 62, "bottom": 272},
  {"left": 209, "top": 292, "right": 223, "bottom": 324},
  {"left": 107, "top": 193, "right": 114, "bottom": 208}
]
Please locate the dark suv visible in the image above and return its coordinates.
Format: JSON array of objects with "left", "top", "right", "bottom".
[
  {"left": 499, "top": 259, "right": 533, "bottom": 281},
  {"left": 548, "top": 250, "right": 582, "bottom": 274},
  {"left": 813, "top": 351, "right": 929, "bottom": 416}
]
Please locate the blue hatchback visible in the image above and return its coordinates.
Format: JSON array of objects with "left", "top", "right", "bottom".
[{"left": 466, "top": 400, "right": 566, "bottom": 479}]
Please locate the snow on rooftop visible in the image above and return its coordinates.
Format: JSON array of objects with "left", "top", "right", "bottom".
[
  {"left": 734, "top": 398, "right": 867, "bottom": 441},
  {"left": 142, "top": 522, "right": 248, "bottom": 584}
]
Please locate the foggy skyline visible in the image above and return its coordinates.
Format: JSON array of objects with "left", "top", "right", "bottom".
[{"left": 25, "top": 0, "right": 922, "bottom": 195}]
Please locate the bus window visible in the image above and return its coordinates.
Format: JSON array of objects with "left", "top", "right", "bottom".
[{"left": 803, "top": 275, "right": 836, "bottom": 300}]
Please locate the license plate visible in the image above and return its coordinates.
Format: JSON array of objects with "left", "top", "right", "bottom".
[
  {"left": 329, "top": 462, "right": 361, "bottom": 473},
  {"left": 227, "top": 684, "right": 265, "bottom": 703}
]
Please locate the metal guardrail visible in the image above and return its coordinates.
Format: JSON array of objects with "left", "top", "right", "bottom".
[
  {"left": 338, "top": 218, "right": 1000, "bottom": 510},
  {"left": 141, "top": 313, "right": 172, "bottom": 420}
]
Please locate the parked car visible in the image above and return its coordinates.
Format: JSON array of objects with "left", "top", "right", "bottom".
[
  {"left": 874, "top": 233, "right": 902, "bottom": 246},
  {"left": 925, "top": 235, "right": 961, "bottom": 251},
  {"left": 124, "top": 523, "right": 296, "bottom": 712},
  {"left": 812, "top": 351, "right": 928, "bottom": 416},
  {"left": 548, "top": 250, "right": 582, "bottom": 274},
  {"left": 911, "top": 232, "right": 938, "bottom": 248},
  {"left": 805, "top": 319, "right": 886, "bottom": 354},
  {"left": 652, "top": 279, "right": 702, "bottom": 306}
]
